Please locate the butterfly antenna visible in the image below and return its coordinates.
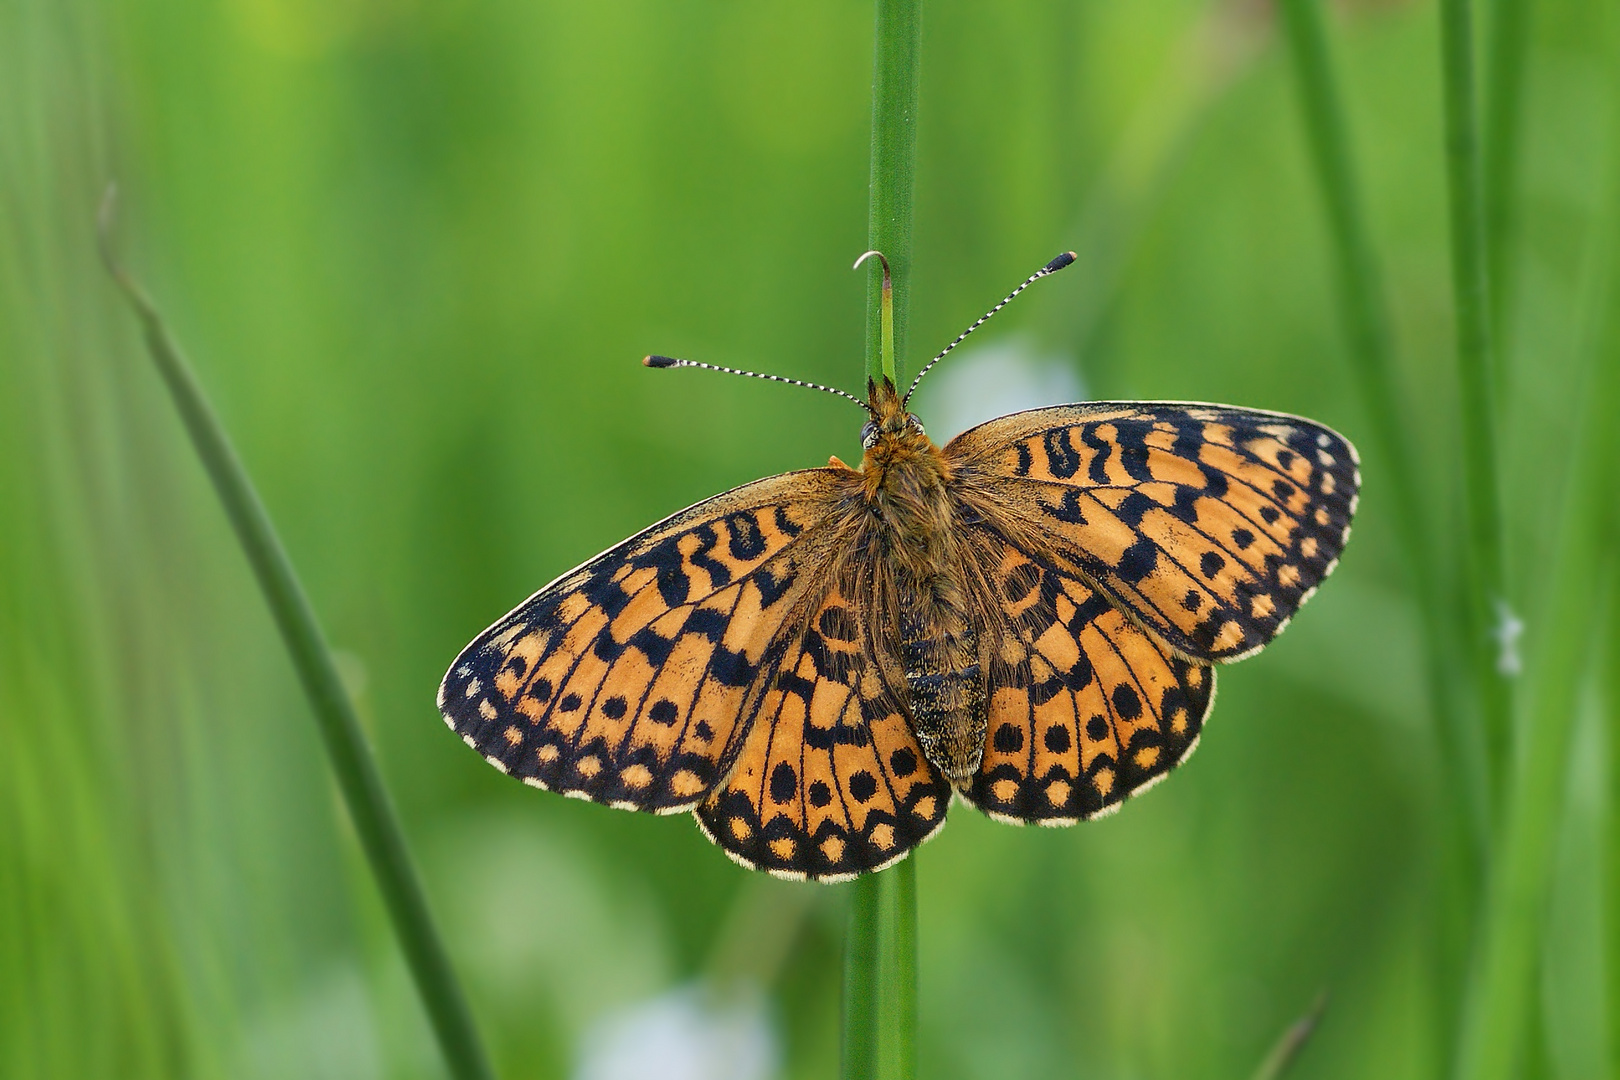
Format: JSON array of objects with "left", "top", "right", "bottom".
[
  {"left": 901, "top": 251, "right": 1077, "bottom": 406},
  {"left": 644, "top": 355, "right": 875, "bottom": 415}
]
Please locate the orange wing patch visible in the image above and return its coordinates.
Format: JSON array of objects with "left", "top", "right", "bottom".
[
  {"left": 962, "top": 530, "right": 1213, "bottom": 824},
  {"left": 948, "top": 403, "right": 1359, "bottom": 662},
  {"left": 696, "top": 572, "right": 952, "bottom": 881},
  {"left": 439, "top": 470, "right": 850, "bottom": 813}
]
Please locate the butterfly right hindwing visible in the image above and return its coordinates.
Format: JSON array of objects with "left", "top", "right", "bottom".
[{"left": 960, "top": 524, "right": 1215, "bottom": 825}]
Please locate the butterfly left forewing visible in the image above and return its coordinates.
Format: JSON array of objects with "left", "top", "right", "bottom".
[
  {"left": 697, "top": 557, "right": 952, "bottom": 881},
  {"left": 947, "top": 402, "right": 1359, "bottom": 663},
  {"left": 439, "top": 469, "right": 851, "bottom": 813},
  {"left": 960, "top": 525, "right": 1214, "bottom": 824}
]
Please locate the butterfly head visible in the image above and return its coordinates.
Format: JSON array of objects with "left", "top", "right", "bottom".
[
  {"left": 857, "top": 375, "right": 940, "bottom": 487},
  {"left": 862, "top": 376, "right": 927, "bottom": 442}
]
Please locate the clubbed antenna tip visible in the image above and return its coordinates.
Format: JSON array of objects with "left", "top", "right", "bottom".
[
  {"left": 643, "top": 354, "right": 679, "bottom": 368},
  {"left": 901, "top": 250, "right": 1080, "bottom": 405}
]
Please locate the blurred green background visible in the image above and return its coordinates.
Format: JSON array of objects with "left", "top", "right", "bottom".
[{"left": 2, "top": 0, "right": 1616, "bottom": 1077}]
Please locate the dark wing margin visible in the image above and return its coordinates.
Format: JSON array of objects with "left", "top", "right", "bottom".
[
  {"left": 438, "top": 468, "right": 852, "bottom": 814},
  {"left": 960, "top": 526, "right": 1213, "bottom": 824},
  {"left": 696, "top": 557, "right": 952, "bottom": 882},
  {"left": 946, "top": 401, "right": 1360, "bottom": 663}
]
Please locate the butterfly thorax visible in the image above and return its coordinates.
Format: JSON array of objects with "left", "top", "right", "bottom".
[{"left": 857, "top": 378, "right": 986, "bottom": 785}]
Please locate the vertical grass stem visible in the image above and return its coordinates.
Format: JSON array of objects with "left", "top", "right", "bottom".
[
  {"left": 1481, "top": 0, "right": 1531, "bottom": 350},
  {"left": 1437, "top": 0, "right": 1514, "bottom": 810},
  {"left": 864, "top": 0, "right": 923, "bottom": 386},
  {"left": 844, "top": 3, "right": 923, "bottom": 1079}
]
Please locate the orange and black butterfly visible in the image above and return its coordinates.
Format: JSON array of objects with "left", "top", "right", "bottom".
[{"left": 439, "top": 253, "right": 1359, "bottom": 882}]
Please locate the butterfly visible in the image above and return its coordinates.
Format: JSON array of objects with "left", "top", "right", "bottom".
[{"left": 438, "top": 253, "right": 1359, "bottom": 882}]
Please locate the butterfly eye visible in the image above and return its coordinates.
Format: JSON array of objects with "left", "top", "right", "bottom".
[
  {"left": 860, "top": 421, "right": 879, "bottom": 449},
  {"left": 906, "top": 414, "right": 926, "bottom": 436}
]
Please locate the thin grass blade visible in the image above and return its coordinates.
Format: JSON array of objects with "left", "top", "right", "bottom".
[{"left": 98, "top": 192, "right": 497, "bottom": 1080}]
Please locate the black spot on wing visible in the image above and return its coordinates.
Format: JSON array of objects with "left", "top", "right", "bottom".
[
  {"left": 993, "top": 723, "right": 1024, "bottom": 753},
  {"left": 1117, "top": 539, "right": 1158, "bottom": 584},
  {"left": 726, "top": 512, "right": 767, "bottom": 561},
  {"left": 818, "top": 604, "right": 858, "bottom": 642},
  {"left": 847, "top": 770, "right": 878, "bottom": 803},
  {"left": 753, "top": 565, "right": 796, "bottom": 609},
  {"left": 770, "top": 761, "right": 797, "bottom": 803},
  {"left": 1113, "top": 419, "right": 1155, "bottom": 482},
  {"left": 771, "top": 505, "right": 804, "bottom": 538},
  {"left": 632, "top": 537, "right": 690, "bottom": 606},
  {"left": 1114, "top": 491, "right": 1155, "bottom": 528},
  {"left": 709, "top": 646, "right": 757, "bottom": 688},
  {"left": 1042, "top": 428, "right": 1081, "bottom": 479},
  {"left": 685, "top": 608, "right": 727, "bottom": 642},
  {"left": 592, "top": 630, "right": 623, "bottom": 661},
  {"left": 1042, "top": 489, "right": 1087, "bottom": 525},
  {"left": 582, "top": 572, "right": 632, "bottom": 618},
  {"left": 687, "top": 525, "right": 731, "bottom": 587},
  {"left": 628, "top": 625, "right": 675, "bottom": 666}
]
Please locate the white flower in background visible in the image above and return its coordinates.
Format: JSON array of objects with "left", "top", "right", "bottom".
[
  {"left": 910, "top": 337, "right": 1084, "bottom": 442},
  {"left": 575, "top": 982, "right": 777, "bottom": 1080}
]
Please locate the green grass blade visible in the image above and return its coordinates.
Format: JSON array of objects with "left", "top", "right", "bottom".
[
  {"left": 1482, "top": 0, "right": 1532, "bottom": 345},
  {"left": 843, "top": 857, "right": 918, "bottom": 1080},
  {"left": 98, "top": 195, "right": 497, "bottom": 1080},
  {"left": 842, "top": 873, "right": 883, "bottom": 1079},
  {"left": 1436, "top": 0, "right": 1515, "bottom": 811},
  {"left": 1608, "top": 579, "right": 1620, "bottom": 1080},
  {"left": 884, "top": 856, "right": 919, "bottom": 1079},
  {"left": 1250, "top": 992, "right": 1327, "bottom": 1080},
  {"left": 864, "top": 0, "right": 923, "bottom": 385}
]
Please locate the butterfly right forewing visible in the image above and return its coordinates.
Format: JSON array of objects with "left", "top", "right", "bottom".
[{"left": 947, "top": 402, "right": 1359, "bottom": 664}]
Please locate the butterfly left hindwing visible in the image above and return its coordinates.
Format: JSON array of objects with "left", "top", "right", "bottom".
[{"left": 697, "top": 558, "right": 952, "bottom": 881}]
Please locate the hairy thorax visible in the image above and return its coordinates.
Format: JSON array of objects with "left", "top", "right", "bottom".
[{"left": 857, "top": 381, "right": 985, "bottom": 785}]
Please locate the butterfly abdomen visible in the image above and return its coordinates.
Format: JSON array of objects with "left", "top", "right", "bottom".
[
  {"left": 899, "top": 604, "right": 984, "bottom": 783},
  {"left": 865, "top": 421, "right": 988, "bottom": 785}
]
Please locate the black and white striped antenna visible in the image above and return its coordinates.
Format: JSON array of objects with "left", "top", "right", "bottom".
[
  {"left": 643, "top": 354, "right": 875, "bottom": 415},
  {"left": 901, "top": 251, "right": 1076, "bottom": 406}
]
